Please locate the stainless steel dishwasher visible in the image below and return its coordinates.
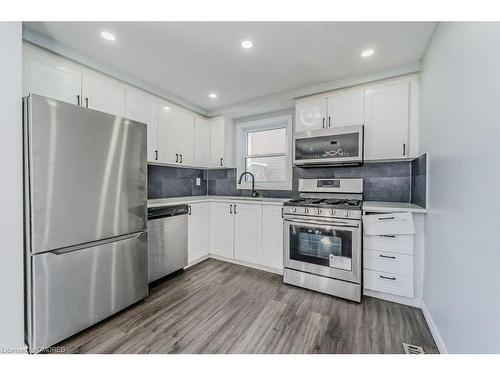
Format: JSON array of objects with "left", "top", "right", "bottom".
[{"left": 147, "top": 204, "right": 188, "bottom": 283}]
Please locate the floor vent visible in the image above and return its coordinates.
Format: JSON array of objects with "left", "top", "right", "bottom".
[{"left": 403, "top": 343, "right": 425, "bottom": 354}]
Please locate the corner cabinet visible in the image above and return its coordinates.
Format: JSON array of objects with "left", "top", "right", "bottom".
[
  {"left": 209, "top": 202, "right": 235, "bottom": 258},
  {"left": 364, "top": 81, "right": 410, "bottom": 160},
  {"left": 125, "top": 88, "right": 158, "bottom": 163},
  {"left": 187, "top": 203, "right": 210, "bottom": 264},
  {"left": 210, "top": 116, "right": 234, "bottom": 167}
]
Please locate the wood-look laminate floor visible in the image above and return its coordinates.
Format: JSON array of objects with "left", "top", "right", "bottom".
[{"left": 57, "top": 258, "right": 438, "bottom": 354}]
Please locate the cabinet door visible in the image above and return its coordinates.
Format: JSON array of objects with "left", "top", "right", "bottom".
[
  {"left": 326, "top": 89, "right": 365, "bottom": 127},
  {"left": 81, "top": 72, "right": 126, "bottom": 116},
  {"left": 209, "top": 117, "right": 225, "bottom": 167},
  {"left": 178, "top": 111, "right": 195, "bottom": 165},
  {"left": 194, "top": 117, "right": 210, "bottom": 166},
  {"left": 234, "top": 203, "right": 262, "bottom": 265},
  {"left": 188, "top": 203, "right": 210, "bottom": 263},
  {"left": 157, "top": 104, "right": 179, "bottom": 164},
  {"left": 295, "top": 98, "right": 328, "bottom": 133},
  {"left": 126, "top": 89, "right": 158, "bottom": 162},
  {"left": 262, "top": 205, "right": 284, "bottom": 271},
  {"left": 209, "top": 202, "right": 234, "bottom": 258},
  {"left": 364, "top": 81, "right": 410, "bottom": 161},
  {"left": 23, "top": 46, "right": 81, "bottom": 105}
]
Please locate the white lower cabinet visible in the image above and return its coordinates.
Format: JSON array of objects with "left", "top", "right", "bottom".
[
  {"left": 187, "top": 203, "right": 210, "bottom": 264},
  {"left": 262, "top": 205, "right": 284, "bottom": 270},
  {"left": 209, "top": 202, "right": 234, "bottom": 258},
  {"left": 234, "top": 203, "right": 262, "bottom": 265},
  {"left": 207, "top": 201, "right": 284, "bottom": 273},
  {"left": 363, "top": 211, "right": 416, "bottom": 299}
]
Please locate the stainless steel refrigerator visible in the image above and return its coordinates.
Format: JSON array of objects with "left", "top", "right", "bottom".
[{"left": 23, "top": 94, "right": 149, "bottom": 352}]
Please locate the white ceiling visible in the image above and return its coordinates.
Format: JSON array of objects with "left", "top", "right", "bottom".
[{"left": 24, "top": 22, "right": 435, "bottom": 114}]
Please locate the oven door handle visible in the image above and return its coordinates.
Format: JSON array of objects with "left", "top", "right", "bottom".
[{"left": 284, "top": 218, "right": 360, "bottom": 228}]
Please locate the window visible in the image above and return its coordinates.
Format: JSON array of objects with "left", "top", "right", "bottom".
[{"left": 236, "top": 115, "right": 293, "bottom": 191}]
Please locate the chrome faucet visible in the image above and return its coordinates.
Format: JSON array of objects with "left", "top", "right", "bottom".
[{"left": 238, "top": 171, "right": 260, "bottom": 198}]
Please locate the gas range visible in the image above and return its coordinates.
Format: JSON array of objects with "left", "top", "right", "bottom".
[
  {"left": 283, "top": 178, "right": 364, "bottom": 302},
  {"left": 283, "top": 178, "right": 363, "bottom": 220}
]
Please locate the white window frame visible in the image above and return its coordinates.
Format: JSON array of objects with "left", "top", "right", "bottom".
[{"left": 236, "top": 114, "right": 293, "bottom": 191}]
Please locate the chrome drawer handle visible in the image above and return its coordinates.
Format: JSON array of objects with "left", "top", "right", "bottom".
[
  {"left": 379, "top": 254, "right": 396, "bottom": 259},
  {"left": 379, "top": 275, "right": 396, "bottom": 281},
  {"left": 378, "top": 216, "right": 395, "bottom": 221},
  {"left": 379, "top": 235, "right": 396, "bottom": 238}
]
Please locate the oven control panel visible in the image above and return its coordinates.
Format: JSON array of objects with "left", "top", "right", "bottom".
[{"left": 283, "top": 206, "right": 362, "bottom": 220}]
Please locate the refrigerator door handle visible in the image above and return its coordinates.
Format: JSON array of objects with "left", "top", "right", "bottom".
[{"left": 51, "top": 232, "right": 144, "bottom": 256}]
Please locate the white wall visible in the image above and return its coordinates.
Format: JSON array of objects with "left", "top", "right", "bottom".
[
  {"left": 0, "top": 22, "right": 25, "bottom": 352},
  {"left": 420, "top": 22, "right": 500, "bottom": 353}
]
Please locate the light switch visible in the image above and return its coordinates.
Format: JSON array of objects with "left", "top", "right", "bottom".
[{"left": 196, "top": 177, "right": 201, "bottom": 186}]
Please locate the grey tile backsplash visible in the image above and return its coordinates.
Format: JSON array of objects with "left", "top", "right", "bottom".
[
  {"left": 410, "top": 153, "right": 427, "bottom": 208},
  {"left": 148, "top": 158, "right": 427, "bottom": 207}
]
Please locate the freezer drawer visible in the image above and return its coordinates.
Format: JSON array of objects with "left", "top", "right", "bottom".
[{"left": 29, "top": 232, "right": 148, "bottom": 351}]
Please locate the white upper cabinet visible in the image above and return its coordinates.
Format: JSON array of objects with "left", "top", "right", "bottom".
[
  {"left": 178, "top": 111, "right": 195, "bottom": 166},
  {"left": 157, "top": 103, "right": 179, "bottom": 164},
  {"left": 125, "top": 88, "right": 158, "bottom": 162},
  {"left": 81, "top": 72, "right": 126, "bottom": 116},
  {"left": 209, "top": 116, "right": 234, "bottom": 168},
  {"left": 234, "top": 203, "right": 263, "bottom": 265},
  {"left": 364, "top": 81, "right": 410, "bottom": 161},
  {"left": 326, "top": 89, "right": 365, "bottom": 127},
  {"left": 194, "top": 117, "right": 210, "bottom": 166},
  {"left": 295, "top": 98, "right": 328, "bottom": 133},
  {"left": 23, "top": 46, "right": 82, "bottom": 105}
]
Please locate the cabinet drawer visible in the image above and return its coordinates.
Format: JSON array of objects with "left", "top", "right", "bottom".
[
  {"left": 364, "top": 234, "right": 414, "bottom": 254},
  {"left": 363, "top": 213, "right": 415, "bottom": 235},
  {"left": 364, "top": 250, "right": 413, "bottom": 276},
  {"left": 364, "top": 269, "right": 414, "bottom": 298}
]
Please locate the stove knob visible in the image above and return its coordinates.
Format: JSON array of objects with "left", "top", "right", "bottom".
[
  {"left": 304, "top": 208, "right": 309, "bottom": 214},
  {"left": 317, "top": 208, "right": 322, "bottom": 215},
  {"left": 330, "top": 209, "right": 336, "bottom": 216},
  {"left": 290, "top": 207, "right": 297, "bottom": 213},
  {"left": 345, "top": 210, "right": 351, "bottom": 217}
]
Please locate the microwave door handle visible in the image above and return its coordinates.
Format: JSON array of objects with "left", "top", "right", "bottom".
[{"left": 285, "top": 218, "right": 359, "bottom": 228}]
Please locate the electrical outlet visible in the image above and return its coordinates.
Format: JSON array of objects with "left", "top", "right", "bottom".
[{"left": 196, "top": 177, "right": 201, "bottom": 186}]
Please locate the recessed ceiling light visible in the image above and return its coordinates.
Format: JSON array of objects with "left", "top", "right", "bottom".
[
  {"left": 163, "top": 106, "right": 170, "bottom": 111},
  {"left": 241, "top": 40, "right": 253, "bottom": 49},
  {"left": 101, "top": 31, "right": 116, "bottom": 41},
  {"left": 209, "top": 93, "right": 217, "bottom": 99},
  {"left": 361, "top": 49, "right": 374, "bottom": 57}
]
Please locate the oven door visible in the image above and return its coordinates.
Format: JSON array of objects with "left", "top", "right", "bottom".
[
  {"left": 294, "top": 125, "right": 363, "bottom": 166},
  {"left": 284, "top": 216, "right": 361, "bottom": 283}
]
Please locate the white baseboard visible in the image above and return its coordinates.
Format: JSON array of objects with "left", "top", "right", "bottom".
[
  {"left": 207, "top": 254, "right": 283, "bottom": 275},
  {"left": 421, "top": 301, "right": 448, "bottom": 354},
  {"left": 185, "top": 255, "right": 210, "bottom": 269},
  {"left": 363, "top": 289, "right": 422, "bottom": 308}
]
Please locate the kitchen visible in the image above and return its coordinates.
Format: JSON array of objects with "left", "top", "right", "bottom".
[{"left": 1, "top": 6, "right": 500, "bottom": 370}]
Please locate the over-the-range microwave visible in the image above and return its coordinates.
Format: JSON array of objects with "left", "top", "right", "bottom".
[{"left": 293, "top": 125, "right": 364, "bottom": 167}]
